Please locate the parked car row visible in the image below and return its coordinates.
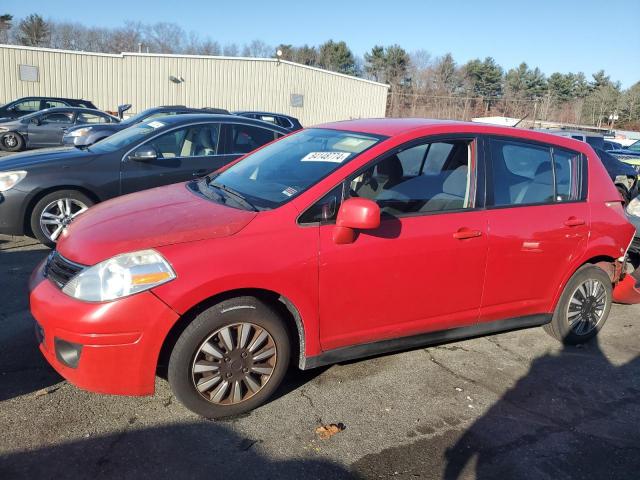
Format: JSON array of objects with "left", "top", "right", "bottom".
[
  {"left": 0, "top": 114, "right": 288, "bottom": 245},
  {"left": 25, "top": 119, "right": 640, "bottom": 419},
  {"left": 0, "top": 96, "right": 302, "bottom": 152}
]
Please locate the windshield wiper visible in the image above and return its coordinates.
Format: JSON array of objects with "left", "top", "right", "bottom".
[{"left": 210, "top": 182, "right": 258, "bottom": 211}]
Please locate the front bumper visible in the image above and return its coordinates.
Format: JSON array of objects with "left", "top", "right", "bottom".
[
  {"left": 0, "top": 187, "right": 29, "bottom": 235},
  {"left": 29, "top": 259, "right": 180, "bottom": 396}
]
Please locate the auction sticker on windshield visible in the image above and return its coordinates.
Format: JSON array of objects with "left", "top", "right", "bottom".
[
  {"left": 301, "top": 151, "right": 351, "bottom": 163},
  {"left": 147, "top": 121, "right": 166, "bottom": 129}
]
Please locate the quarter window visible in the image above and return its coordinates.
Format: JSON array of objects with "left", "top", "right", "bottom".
[
  {"left": 553, "top": 148, "right": 584, "bottom": 201},
  {"left": 350, "top": 140, "right": 473, "bottom": 217},
  {"left": 77, "top": 113, "right": 110, "bottom": 124}
]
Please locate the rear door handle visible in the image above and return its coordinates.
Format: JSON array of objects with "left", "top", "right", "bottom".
[
  {"left": 564, "top": 217, "right": 585, "bottom": 227},
  {"left": 453, "top": 228, "right": 482, "bottom": 240}
]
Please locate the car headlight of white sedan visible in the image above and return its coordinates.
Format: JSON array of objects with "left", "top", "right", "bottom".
[{"left": 62, "top": 249, "right": 176, "bottom": 302}]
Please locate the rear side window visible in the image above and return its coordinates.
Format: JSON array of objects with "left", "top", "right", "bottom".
[
  {"left": 489, "top": 138, "right": 585, "bottom": 206},
  {"left": 228, "top": 124, "right": 280, "bottom": 154}
]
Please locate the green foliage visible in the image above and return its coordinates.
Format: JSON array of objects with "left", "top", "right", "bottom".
[
  {"left": 463, "top": 57, "right": 503, "bottom": 99},
  {"left": 317, "top": 40, "right": 357, "bottom": 75},
  {"left": 17, "top": 13, "right": 50, "bottom": 47}
]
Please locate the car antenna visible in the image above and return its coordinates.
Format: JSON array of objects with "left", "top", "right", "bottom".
[{"left": 513, "top": 113, "right": 529, "bottom": 128}]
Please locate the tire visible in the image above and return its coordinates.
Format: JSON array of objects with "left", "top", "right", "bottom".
[
  {"left": 1, "top": 132, "right": 25, "bottom": 152},
  {"left": 29, "top": 190, "right": 94, "bottom": 247},
  {"left": 544, "top": 265, "right": 612, "bottom": 345},
  {"left": 168, "top": 296, "right": 290, "bottom": 418}
]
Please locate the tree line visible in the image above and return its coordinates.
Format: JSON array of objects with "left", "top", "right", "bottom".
[{"left": 1, "top": 13, "right": 638, "bottom": 129}]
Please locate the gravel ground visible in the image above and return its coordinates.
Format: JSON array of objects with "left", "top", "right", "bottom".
[{"left": 0, "top": 234, "right": 639, "bottom": 479}]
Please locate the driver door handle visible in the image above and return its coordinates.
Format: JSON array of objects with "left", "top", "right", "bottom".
[{"left": 453, "top": 228, "right": 482, "bottom": 240}]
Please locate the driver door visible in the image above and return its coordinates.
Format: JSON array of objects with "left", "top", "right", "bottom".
[
  {"left": 120, "top": 123, "right": 226, "bottom": 194},
  {"left": 27, "top": 111, "right": 75, "bottom": 147},
  {"left": 316, "top": 138, "right": 489, "bottom": 351}
]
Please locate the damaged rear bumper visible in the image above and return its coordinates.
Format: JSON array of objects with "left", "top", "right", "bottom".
[{"left": 613, "top": 268, "right": 640, "bottom": 304}]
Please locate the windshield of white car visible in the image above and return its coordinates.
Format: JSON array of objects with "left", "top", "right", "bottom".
[{"left": 206, "top": 128, "right": 383, "bottom": 210}]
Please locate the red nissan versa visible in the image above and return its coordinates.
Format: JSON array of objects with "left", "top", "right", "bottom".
[{"left": 29, "top": 119, "right": 640, "bottom": 418}]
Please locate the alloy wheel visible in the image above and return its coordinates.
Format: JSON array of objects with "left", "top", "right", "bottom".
[
  {"left": 567, "top": 279, "right": 607, "bottom": 335},
  {"left": 192, "top": 322, "right": 277, "bottom": 405},
  {"left": 2, "top": 134, "right": 18, "bottom": 148},
  {"left": 39, "top": 198, "right": 89, "bottom": 242}
]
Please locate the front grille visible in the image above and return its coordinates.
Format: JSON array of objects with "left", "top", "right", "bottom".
[{"left": 44, "top": 251, "right": 84, "bottom": 288}]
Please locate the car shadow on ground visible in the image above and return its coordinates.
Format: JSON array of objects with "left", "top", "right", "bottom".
[
  {"left": 352, "top": 336, "right": 640, "bottom": 479},
  {"left": 0, "top": 243, "right": 61, "bottom": 401},
  {"left": 0, "top": 421, "right": 355, "bottom": 479}
]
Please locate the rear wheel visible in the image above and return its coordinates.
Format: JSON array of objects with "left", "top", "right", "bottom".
[
  {"left": 544, "top": 265, "right": 612, "bottom": 344},
  {"left": 1, "top": 132, "right": 25, "bottom": 152},
  {"left": 168, "top": 296, "right": 290, "bottom": 418},
  {"left": 29, "top": 190, "right": 93, "bottom": 247}
]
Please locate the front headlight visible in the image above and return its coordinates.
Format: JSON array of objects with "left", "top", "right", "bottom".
[
  {"left": 62, "top": 249, "right": 176, "bottom": 302},
  {"left": 68, "top": 127, "right": 92, "bottom": 137},
  {"left": 0, "top": 171, "right": 27, "bottom": 192},
  {"left": 627, "top": 196, "right": 640, "bottom": 217}
]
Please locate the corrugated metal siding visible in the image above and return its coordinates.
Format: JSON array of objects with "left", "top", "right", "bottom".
[{"left": 0, "top": 45, "right": 388, "bottom": 125}]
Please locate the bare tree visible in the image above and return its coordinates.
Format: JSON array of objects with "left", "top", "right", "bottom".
[
  {"left": 222, "top": 43, "right": 239, "bottom": 56},
  {"left": 242, "top": 39, "right": 272, "bottom": 58}
]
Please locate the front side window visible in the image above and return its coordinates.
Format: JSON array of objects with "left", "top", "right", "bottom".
[
  {"left": 228, "top": 124, "right": 281, "bottom": 154},
  {"left": 145, "top": 124, "right": 220, "bottom": 159},
  {"left": 12, "top": 100, "right": 40, "bottom": 114},
  {"left": 349, "top": 139, "right": 473, "bottom": 216},
  {"left": 206, "top": 128, "right": 382, "bottom": 210},
  {"left": 489, "top": 138, "right": 584, "bottom": 206},
  {"left": 41, "top": 112, "right": 73, "bottom": 124}
]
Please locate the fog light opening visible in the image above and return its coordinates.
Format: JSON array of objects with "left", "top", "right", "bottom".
[{"left": 54, "top": 338, "right": 83, "bottom": 369}]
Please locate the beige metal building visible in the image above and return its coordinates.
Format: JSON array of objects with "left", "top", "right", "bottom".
[{"left": 0, "top": 44, "right": 388, "bottom": 126}]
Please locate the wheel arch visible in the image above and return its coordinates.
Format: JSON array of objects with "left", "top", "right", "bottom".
[
  {"left": 550, "top": 253, "right": 619, "bottom": 312},
  {"left": 157, "top": 288, "right": 307, "bottom": 373}
]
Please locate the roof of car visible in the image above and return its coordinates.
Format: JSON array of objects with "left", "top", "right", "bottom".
[
  {"left": 36, "top": 107, "right": 112, "bottom": 114},
  {"left": 316, "top": 118, "right": 594, "bottom": 152},
  {"left": 235, "top": 111, "right": 298, "bottom": 119},
  {"left": 18, "top": 96, "right": 93, "bottom": 102},
  {"left": 140, "top": 113, "right": 289, "bottom": 132}
]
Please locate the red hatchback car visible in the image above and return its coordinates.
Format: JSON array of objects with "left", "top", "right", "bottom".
[{"left": 29, "top": 119, "right": 640, "bottom": 418}]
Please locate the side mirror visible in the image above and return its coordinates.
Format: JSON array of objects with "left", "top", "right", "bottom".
[
  {"left": 129, "top": 145, "right": 158, "bottom": 162},
  {"left": 31, "top": 117, "right": 41, "bottom": 125},
  {"left": 333, "top": 197, "right": 381, "bottom": 244}
]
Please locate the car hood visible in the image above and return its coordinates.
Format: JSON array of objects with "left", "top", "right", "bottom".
[
  {"left": 57, "top": 182, "right": 258, "bottom": 265},
  {"left": 0, "top": 147, "right": 96, "bottom": 169}
]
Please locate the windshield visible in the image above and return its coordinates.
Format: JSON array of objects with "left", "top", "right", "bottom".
[
  {"left": 89, "top": 121, "right": 167, "bottom": 153},
  {"left": 206, "top": 128, "right": 383, "bottom": 209},
  {"left": 122, "top": 108, "right": 165, "bottom": 125}
]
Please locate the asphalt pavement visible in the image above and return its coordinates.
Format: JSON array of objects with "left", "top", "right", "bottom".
[{"left": 0, "top": 234, "right": 639, "bottom": 479}]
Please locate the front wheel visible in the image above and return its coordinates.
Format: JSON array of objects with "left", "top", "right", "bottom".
[
  {"left": 1, "top": 132, "right": 25, "bottom": 152},
  {"left": 29, "top": 190, "right": 94, "bottom": 247},
  {"left": 168, "top": 296, "right": 290, "bottom": 418},
  {"left": 544, "top": 265, "right": 612, "bottom": 344}
]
